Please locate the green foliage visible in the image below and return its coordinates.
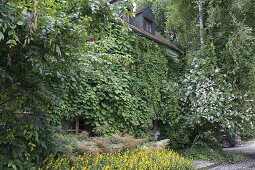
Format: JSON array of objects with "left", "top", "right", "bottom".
[
  {"left": 180, "top": 146, "right": 244, "bottom": 163},
  {"left": 0, "top": 112, "right": 54, "bottom": 170},
  {"left": 60, "top": 61, "right": 152, "bottom": 135},
  {"left": 138, "top": 0, "right": 255, "bottom": 149},
  {"left": 167, "top": 49, "right": 253, "bottom": 149},
  {"left": 240, "top": 122, "right": 255, "bottom": 141},
  {"left": 53, "top": 24, "right": 179, "bottom": 135},
  {"left": 224, "top": 23, "right": 255, "bottom": 92},
  {"left": 0, "top": 0, "right": 180, "bottom": 168},
  {"left": 0, "top": 0, "right": 131, "bottom": 168},
  {"left": 160, "top": 125, "right": 190, "bottom": 149},
  {"left": 0, "top": 1, "right": 60, "bottom": 168},
  {"left": 2, "top": 1, "right": 255, "bottom": 168}
]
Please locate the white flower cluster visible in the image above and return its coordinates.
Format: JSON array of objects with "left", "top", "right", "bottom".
[{"left": 180, "top": 58, "right": 252, "bottom": 129}]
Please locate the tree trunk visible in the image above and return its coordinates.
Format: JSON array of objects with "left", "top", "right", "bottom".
[{"left": 198, "top": 0, "right": 205, "bottom": 45}]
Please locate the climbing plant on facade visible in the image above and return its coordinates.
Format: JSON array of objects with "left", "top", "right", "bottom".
[{"left": 53, "top": 23, "right": 180, "bottom": 136}]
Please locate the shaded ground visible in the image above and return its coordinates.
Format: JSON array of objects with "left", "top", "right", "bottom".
[
  {"left": 208, "top": 140, "right": 255, "bottom": 170},
  {"left": 224, "top": 140, "right": 255, "bottom": 159}
]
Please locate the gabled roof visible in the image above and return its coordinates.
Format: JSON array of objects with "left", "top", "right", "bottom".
[
  {"left": 136, "top": 6, "right": 151, "bottom": 15},
  {"left": 136, "top": 6, "right": 149, "bottom": 14},
  {"left": 136, "top": 6, "right": 155, "bottom": 21}
]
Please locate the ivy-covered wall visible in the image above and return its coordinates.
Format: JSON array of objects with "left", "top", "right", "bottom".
[{"left": 54, "top": 25, "right": 180, "bottom": 136}]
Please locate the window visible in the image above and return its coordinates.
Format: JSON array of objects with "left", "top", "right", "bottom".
[{"left": 144, "top": 18, "right": 152, "bottom": 33}]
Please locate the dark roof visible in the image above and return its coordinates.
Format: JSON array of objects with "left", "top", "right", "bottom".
[
  {"left": 108, "top": 0, "right": 119, "bottom": 4},
  {"left": 136, "top": 6, "right": 155, "bottom": 21},
  {"left": 127, "top": 23, "right": 182, "bottom": 54},
  {"left": 136, "top": 6, "right": 150, "bottom": 15}
]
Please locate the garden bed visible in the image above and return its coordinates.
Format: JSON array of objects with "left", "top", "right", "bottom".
[{"left": 40, "top": 149, "right": 194, "bottom": 170}]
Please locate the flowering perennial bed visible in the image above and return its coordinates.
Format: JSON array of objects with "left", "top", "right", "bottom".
[{"left": 40, "top": 149, "right": 194, "bottom": 170}]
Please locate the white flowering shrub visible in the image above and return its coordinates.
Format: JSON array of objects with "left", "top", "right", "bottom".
[{"left": 176, "top": 57, "right": 254, "bottom": 147}]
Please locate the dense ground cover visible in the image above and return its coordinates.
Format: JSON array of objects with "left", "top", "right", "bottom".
[
  {"left": 180, "top": 146, "right": 244, "bottom": 163},
  {"left": 40, "top": 149, "right": 194, "bottom": 170}
]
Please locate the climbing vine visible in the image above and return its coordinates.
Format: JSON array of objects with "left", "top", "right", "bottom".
[{"left": 54, "top": 25, "right": 180, "bottom": 135}]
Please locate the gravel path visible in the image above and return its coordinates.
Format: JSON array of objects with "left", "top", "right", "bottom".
[
  {"left": 208, "top": 140, "right": 255, "bottom": 170},
  {"left": 209, "top": 159, "right": 255, "bottom": 170}
]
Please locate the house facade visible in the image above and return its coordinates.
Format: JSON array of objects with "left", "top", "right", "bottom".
[
  {"left": 62, "top": 1, "right": 182, "bottom": 140},
  {"left": 108, "top": 0, "right": 183, "bottom": 140}
]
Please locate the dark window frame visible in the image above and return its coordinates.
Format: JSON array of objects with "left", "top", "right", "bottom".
[{"left": 144, "top": 18, "right": 152, "bottom": 33}]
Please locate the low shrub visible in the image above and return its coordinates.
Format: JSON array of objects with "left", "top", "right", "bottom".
[
  {"left": 55, "top": 133, "right": 145, "bottom": 155},
  {"left": 179, "top": 146, "right": 244, "bottom": 163},
  {"left": 240, "top": 123, "right": 255, "bottom": 141},
  {"left": 40, "top": 149, "right": 194, "bottom": 170},
  {"left": 180, "top": 146, "right": 221, "bottom": 162}
]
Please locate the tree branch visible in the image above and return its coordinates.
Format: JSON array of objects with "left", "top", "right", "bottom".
[{"left": 0, "top": 98, "right": 12, "bottom": 106}]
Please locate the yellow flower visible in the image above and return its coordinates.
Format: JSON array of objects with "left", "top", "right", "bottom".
[{"left": 41, "top": 149, "right": 194, "bottom": 170}]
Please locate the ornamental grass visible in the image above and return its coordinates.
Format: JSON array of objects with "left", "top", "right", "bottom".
[{"left": 40, "top": 149, "right": 194, "bottom": 170}]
